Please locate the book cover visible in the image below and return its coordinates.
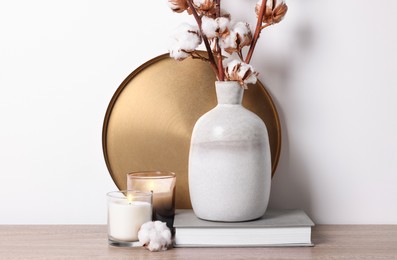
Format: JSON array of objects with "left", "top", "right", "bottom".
[{"left": 173, "top": 209, "right": 315, "bottom": 247}]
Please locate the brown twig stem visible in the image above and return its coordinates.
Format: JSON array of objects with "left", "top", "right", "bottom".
[
  {"left": 245, "top": 0, "right": 268, "bottom": 64},
  {"left": 216, "top": 0, "right": 221, "bottom": 17},
  {"left": 215, "top": 40, "right": 224, "bottom": 81},
  {"left": 190, "top": 51, "right": 210, "bottom": 62},
  {"left": 237, "top": 50, "right": 244, "bottom": 61},
  {"left": 215, "top": 0, "right": 224, "bottom": 81},
  {"left": 186, "top": 0, "right": 219, "bottom": 78}
]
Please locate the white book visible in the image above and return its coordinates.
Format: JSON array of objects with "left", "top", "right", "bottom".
[{"left": 173, "top": 209, "right": 315, "bottom": 247}]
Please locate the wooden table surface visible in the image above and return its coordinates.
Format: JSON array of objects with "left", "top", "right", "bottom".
[{"left": 0, "top": 225, "right": 396, "bottom": 259}]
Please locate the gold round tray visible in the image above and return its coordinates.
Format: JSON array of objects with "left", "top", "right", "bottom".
[{"left": 103, "top": 53, "right": 281, "bottom": 209}]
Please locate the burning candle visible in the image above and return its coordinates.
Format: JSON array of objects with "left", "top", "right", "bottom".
[
  {"left": 127, "top": 171, "right": 176, "bottom": 229},
  {"left": 107, "top": 190, "right": 152, "bottom": 247}
]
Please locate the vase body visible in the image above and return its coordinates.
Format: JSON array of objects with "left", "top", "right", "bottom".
[{"left": 188, "top": 81, "right": 271, "bottom": 222}]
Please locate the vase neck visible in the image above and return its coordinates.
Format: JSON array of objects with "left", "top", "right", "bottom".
[{"left": 215, "top": 81, "right": 243, "bottom": 105}]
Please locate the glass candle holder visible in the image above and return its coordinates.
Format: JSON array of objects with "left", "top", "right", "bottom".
[
  {"left": 127, "top": 171, "right": 176, "bottom": 229},
  {"left": 107, "top": 190, "right": 152, "bottom": 247}
]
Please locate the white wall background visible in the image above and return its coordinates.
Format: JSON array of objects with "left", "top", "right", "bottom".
[{"left": 1, "top": 0, "right": 396, "bottom": 224}]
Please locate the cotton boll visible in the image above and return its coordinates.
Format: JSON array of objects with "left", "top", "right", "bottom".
[
  {"left": 219, "top": 21, "right": 252, "bottom": 54},
  {"left": 202, "top": 16, "right": 230, "bottom": 39},
  {"left": 224, "top": 59, "right": 258, "bottom": 88},
  {"left": 138, "top": 221, "right": 172, "bottom": 252},
  {"left": 233, "top": 22, "right": 252, "bottom": 48},
  {"left": 216, "top": 17, "right": 230, "bottom": 34},
  {"left": 202, "top": 16, "right": 218, "bottom": 38},
  {"left": 241, "top": 64, "right": 258, "bottom": 85},
  {"left": 233, "top": 22, "right": 251, "bottom": 36},
  {"left": 178, "top": 32, "right": 201, "bottom": 51},
  {"left": 256, "top": 0, "right": 288, "bottom": 24},
  {"left": 237, "top": 63, "right": 251, "bottom": 79},
  {"left": 225, "top": 59, "right": 240, "bottom": 75},
  {"left": 172, "top": 23, "right": 202, "bottom": 51},
  {"left": 169, "top": 43, "right": 190, "bottom": 61},
  {"left": 169, "top": 23, "right": 202, "bottom": 60},
  {"left": 220, "top": 31, "right": 237, "bottom": 54}
]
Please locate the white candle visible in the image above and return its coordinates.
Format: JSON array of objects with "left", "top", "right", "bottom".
[{"left": 108, "top": 200, "right": 152, "bottom": 241}]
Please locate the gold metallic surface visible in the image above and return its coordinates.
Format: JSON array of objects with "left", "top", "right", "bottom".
[{"left": 102, "top": 53, "right": 281, "bottom": 209}]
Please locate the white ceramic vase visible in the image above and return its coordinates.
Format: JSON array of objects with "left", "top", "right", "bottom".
[{"left": 189, "top": 81, "right": 272, "bottom": 222}]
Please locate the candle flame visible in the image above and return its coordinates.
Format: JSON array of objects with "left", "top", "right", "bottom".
[
  {"left": 127, "top": 192, "right": 134, "bottom": 203},
  {"left": 147, "top": 181, "right": 155, "bottom": 192}
]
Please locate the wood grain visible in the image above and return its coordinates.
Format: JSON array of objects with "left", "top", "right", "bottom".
[{"left": 0, "top": 225, "right": 396, "bottom": 259}]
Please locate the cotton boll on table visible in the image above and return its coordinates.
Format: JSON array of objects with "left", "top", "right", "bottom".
[{"left": 138, "top": 221, "right": 172, "bottom": 252}]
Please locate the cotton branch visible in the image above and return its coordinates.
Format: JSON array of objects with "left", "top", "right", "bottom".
[
  {"left": 186, "top": 0, "right": 219, "bottom": 79},
  {"left": 245, "top": 0, "right": 268, "bottom": 64},
  {"left": 215, "top": 0, "right": 224, "bottom": 81}
]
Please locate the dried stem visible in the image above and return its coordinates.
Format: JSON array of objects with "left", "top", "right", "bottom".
[
  {"left": 186, "top": 0, "right": 219, "bottom": 78},
  {"left": 216, "top": 0, "right": 221, "bottom": 17},
  {"left": 245, "top": 0, "right": 268, "bottom": 64},
  {"left": 215, "top": 40, "right": 224, "bottom": 81},
  {"left": 190, "top": 51, "right": 210, "bottom": 62},
  {"left": 237, "top": 50, "right": 244, "bottom": 61},
  {"left": 215, "top": 0, "right": 224, "bottom": 81}
]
